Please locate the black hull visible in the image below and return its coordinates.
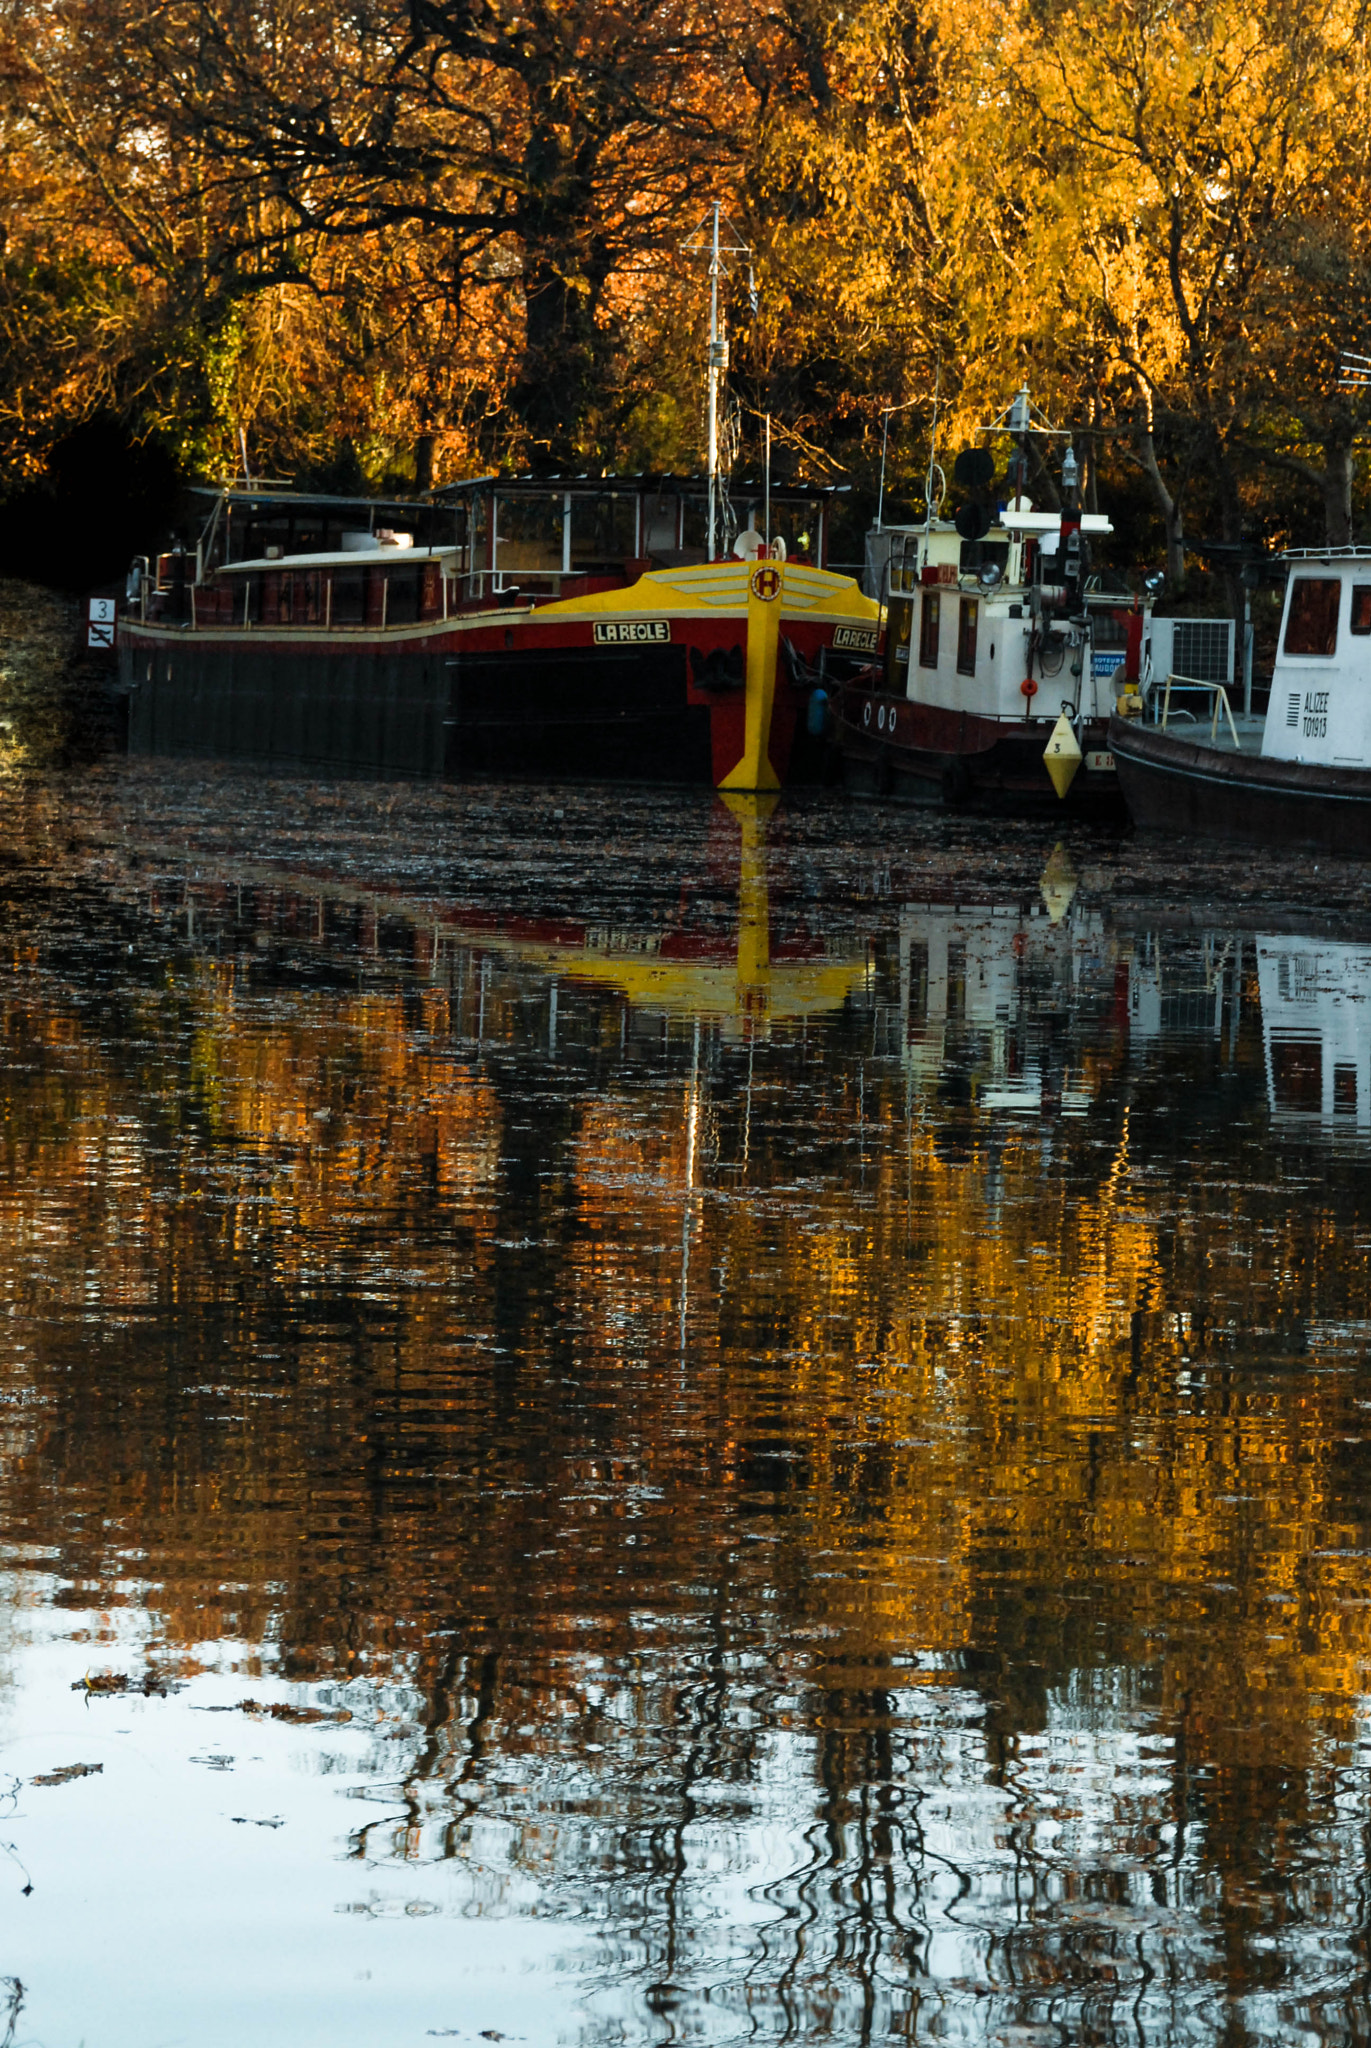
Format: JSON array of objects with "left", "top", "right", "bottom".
[
  {"left": 124, "top": 636, "right": 714, "bottom": 783},
  {"left": 448, "top": 645, "right": 712, "bottom": 780},
  {"left": 837, "top": 694, "right": 1123, "bottom": 817},
  {"left": 1108, "top": 715, "right": 1371, "bottom": 857}
]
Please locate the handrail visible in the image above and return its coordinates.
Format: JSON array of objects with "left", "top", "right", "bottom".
[
  {"left": 130, "top": 559, "right": 648, "bottom": 629},
  {"left": 1155, "top": 672, "right": 1242, "bottom": 749},
  {"left": 1280, "top": 545, "right": 1371, "bottom": 560}
]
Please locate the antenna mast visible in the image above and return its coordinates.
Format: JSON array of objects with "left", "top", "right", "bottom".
[
  {"left": 707, "top": 204, "right": 723, "bottom": 560},
  {"left": 682, "top": 203, "right": 751, "bottom": 560}
]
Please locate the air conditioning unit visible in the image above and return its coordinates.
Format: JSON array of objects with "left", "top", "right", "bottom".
[{"left": 1147, "top": 616, "right": 1235, "bottom": 685}]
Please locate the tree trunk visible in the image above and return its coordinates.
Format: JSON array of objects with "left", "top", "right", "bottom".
[
  {"left": 1214, "top": 430, "right": 1246, "bottom": 637},
  {"left": 1322, "top": 431, "right": 1353, "bottom": 546},
  {"left": 1083, "top": 427, "right": 1099, "bottom": 516},
  {"left": 511, "top": 118, "right": 611, "bottom": 462},
  {"left": 1136, "top": 426, "right": 1186, "bottom": 590}
]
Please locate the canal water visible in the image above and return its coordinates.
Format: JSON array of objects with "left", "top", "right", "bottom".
[{"left": 3, "top": 764, "right": 1371, "bottom": 2046}]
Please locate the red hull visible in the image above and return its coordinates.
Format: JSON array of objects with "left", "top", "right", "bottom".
[{"left": 837, "top": 683, "right": 1124, "bottom": 813}]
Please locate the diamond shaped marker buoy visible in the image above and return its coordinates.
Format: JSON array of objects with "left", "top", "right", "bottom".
[{"left": 1043, "top": 711, "right": 1082, "bottom": 799}]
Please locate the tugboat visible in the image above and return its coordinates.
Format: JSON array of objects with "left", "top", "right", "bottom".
[
  {"left": 119, "top": 472, "right": 878, "bottom": 790},
  {"left": 1109, "top": 548, "right": 1371, "bottom": 855},
  {"left": 837, "top": 388, "right": 1152, "bottom": 811}
]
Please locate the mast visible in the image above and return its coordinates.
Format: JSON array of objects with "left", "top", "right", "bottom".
[
  {"left": 707, "top": 202, "right": 722, "bottom": 561},
  {"left": 763, "top": 412, "right": 771, "bottom": 549},
  {"left": 683, "top": 202, "right": 749, "bottom": 562}
]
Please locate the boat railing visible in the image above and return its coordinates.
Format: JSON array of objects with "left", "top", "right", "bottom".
[
  {"left": 461, "top": 569, "right": 593, "bottom": 600},
  {"left": 1280, "top": 545, "right": 1371, "bottom": 561},
  {"left": 131, "top": 560, "right": 665, "bottom": 630},
  {"left": 1150, "top": 673, "right": 1242, "bottom": 750}
]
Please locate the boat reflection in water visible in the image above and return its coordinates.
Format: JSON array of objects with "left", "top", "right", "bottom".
[
  {"left": 444, "top": 792, "right": 873, "bottom": 1032},
  {"left": 1258, "top": 937, "right": 1371, "bottom": 1135},
  {"left": 6, "top": 786, "right": 1371, "bottom": 2046},
  {"left": 893, "top": 849, "right": 1118, "bottom": 1119}
]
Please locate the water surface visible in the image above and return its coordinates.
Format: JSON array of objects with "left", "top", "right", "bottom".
[{"left": 3, "top": 768, "right": 1371, "bottom": 2045}]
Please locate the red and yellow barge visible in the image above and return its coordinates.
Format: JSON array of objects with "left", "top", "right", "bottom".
[{"left": 120, "top": 475, "right": 879, "bottom": 790}]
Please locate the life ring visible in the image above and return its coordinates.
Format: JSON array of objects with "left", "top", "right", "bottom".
[
  {"left": 877, "top": 703, "right": 887, "bottom": 732},
  {"left": 1020, "top": 677, "right": 1038, "bottom": 700},
  {"left": 862, "top": 700, "right": 872, "bottom": 728}
]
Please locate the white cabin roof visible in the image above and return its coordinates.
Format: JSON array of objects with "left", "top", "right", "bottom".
[
  {"left": 883, "top": 512, "right": 1114, "bottom": 540},
  {"left": 216, "top": 547, "right": 458, "bottom": 576},
  {"left": 1003, "top": 511, "right": 1113, "bottom": 537}
]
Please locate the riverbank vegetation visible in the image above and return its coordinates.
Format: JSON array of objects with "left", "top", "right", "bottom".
[
  {"left": 0, "top": 581, "right": 108, "bottom": 768},
  {"left": 1, "top": 0, "right": 1368, "bottom": 581}
]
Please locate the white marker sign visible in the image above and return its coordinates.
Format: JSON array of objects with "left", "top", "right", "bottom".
[{"left": 87, "top": 596, "right": 116, "bottom": 650}]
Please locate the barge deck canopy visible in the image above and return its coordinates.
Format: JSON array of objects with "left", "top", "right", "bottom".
[{"left": 186, "top": 472, "right": 854, "bottom": 591}]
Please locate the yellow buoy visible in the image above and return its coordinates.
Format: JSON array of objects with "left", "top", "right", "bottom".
[{"left": 1043, "top": 711, "right": 1082, "bottom": 800}]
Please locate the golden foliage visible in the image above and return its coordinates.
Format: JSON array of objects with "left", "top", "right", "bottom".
[{"left": 0, "top": 0, "right": 1366, "bottom": 535}]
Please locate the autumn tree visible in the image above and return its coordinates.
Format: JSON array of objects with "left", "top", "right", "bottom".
[
  {"left": 4, "top": 0, "right": 1371, "bottom": 556},
  {"left": 5, "top": 0, "right": 801, "bottom": 472},
  {"left": 985, "top": 0, "right": 1371, "bottom": 566},
  {"left": 739, "top": 0, "right": 961, "bottom": 512}
]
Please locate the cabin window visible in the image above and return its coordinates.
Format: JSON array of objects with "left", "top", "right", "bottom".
[
  {"left": 275, "top": 571, "right": 320, "bottom": 625},
  {"left": 919, "top": 592, "right": 941, "bottom": 667},
  {"left": 1284, "top": 577, "right": 1341, "bottom": 656},
  {"left": 642, "top": 491, "right": 680, "bottom": 555},
  {"left": 887, "top": 536, "right": 919, "bottom": 597},
  {"left": 386, "top": 568, "right": 420, "bottom": 625},
  {"left": 294, "top": 571, "right": 322, "bottom": 625},
  {"left": 957, "top": 596, "right": 979, "bottom": 676},
  {"left": 958, "top": 540, "right": 1009, "bottom": 580},
  {"left": 496, "top": 493, "right": 564, "bottom": 576},
  {"left": 573, "top": 493, "right": 638, "bottom": 569},
  {"left": 1351, "top": 586, "right": 1371, "bottom": 635},
  {"left": 332, "top": 570, "right": 364, "bottom": 626}
]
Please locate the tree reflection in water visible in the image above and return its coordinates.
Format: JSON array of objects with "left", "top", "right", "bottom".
[{"left": 1, "top": 772, "right": 1370, "bottom": 2042}]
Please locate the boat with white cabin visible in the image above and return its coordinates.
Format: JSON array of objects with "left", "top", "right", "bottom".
[
  {"left": 836, "top": 389, "right": 1153, "bottom": 811},
  {"left": 1110, "top": 547, "right": 1371, "bottom": 854}
]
